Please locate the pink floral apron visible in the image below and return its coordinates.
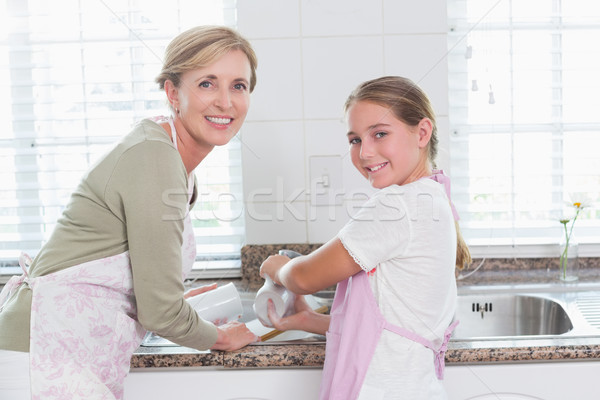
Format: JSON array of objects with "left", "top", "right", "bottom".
[
  {"left": 0, "top": 117, "right": 196, "bottom": 399},
  {"left": 319, "top": 271, "right": 458, "bottom": 400}
]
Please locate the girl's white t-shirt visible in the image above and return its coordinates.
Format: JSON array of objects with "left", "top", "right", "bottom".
[{"left": 337, "top": 179, "right": 458, "bottom": 400}]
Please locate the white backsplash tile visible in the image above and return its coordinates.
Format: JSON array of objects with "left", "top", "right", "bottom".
[
  {"left": 244, "top": 201, "right": 308, "bottom": 244},
  {"left": 300, "top": 0, "right": 383, "bottom": 37},
  {"left": 240, "top": 121, "right": 306, "bottom": 200},
  {"left": 246, "top": 39, "right": 303, "bottom": 122},
  {"left": 383, "top": 0, "right": 447, "bottom": 34},
  {"left": 237, "top": 0, "right": 301, "bottom": 38},
  {"left": 302, "top": 36, "right": 384, "bottom": 120}
]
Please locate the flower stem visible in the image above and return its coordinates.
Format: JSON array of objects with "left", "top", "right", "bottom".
[{"left": 560, "top": 222, "right": 569, "bottom": 280}]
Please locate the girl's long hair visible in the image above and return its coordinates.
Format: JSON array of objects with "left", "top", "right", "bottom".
[{"left": 345, "top": 76, "right": 471, "bottom": 270}]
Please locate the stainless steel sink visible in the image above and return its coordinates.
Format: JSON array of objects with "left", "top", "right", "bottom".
[
  {"left": 141, "top": 284, "right": 600, "bottom": 347},
  {"left": 452, "top": 294, "right": 573, "bottom": 340},
  {"left": 451, "top": 285, "right": 600, "bottom": 341}
]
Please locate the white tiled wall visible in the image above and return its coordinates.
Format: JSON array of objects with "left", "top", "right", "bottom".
[{"left": 237, "top": 0, "right": 450, "bottom": 244}]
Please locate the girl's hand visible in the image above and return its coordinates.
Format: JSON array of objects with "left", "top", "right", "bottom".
[
  {"left": 259, "top": 254, "right": 290, "bottom": 285},
  {"left": 267, "top": 296, "right": 330, "bottom": 335},
  {"left": 183, "top": 283, "right": 218, "bottom": 299},
  {"left": 211, "top": 321, "right": 259, "bottom": 351}
]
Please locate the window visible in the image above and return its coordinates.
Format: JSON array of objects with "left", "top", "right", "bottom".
[
  {"left": 0, "top": 0, "right": 244, "bottom": 277},
  {"left": 448, "top": 0, "right": 600, "bottom": 257}
]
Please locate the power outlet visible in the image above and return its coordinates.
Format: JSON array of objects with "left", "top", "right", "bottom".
[{"left": 309, "top": 155, "right": 343, "bottom": 206}]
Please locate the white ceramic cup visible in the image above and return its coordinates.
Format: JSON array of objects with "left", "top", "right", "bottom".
[
  {"left": 185, "top": 282, "right": 243, "bottom": 325},
  {"left": 253, "top": 276, "right": 296, "bottom": 328}
]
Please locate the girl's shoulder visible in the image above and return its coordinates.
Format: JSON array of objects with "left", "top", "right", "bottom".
[{"left": 376, "top": 179, "right": 442, "bottom": 198}]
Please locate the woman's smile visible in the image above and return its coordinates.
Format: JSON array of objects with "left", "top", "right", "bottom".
[{"left": 205, "top": 115, "right": 234, "bottom": 128}]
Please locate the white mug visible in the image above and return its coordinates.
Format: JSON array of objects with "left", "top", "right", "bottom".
[
  {"left": 254, "top": 249, "right": 302, "bottom": 327},
  {"left": 186, "top": 282, "right": 243, "bottom": 325},
  {"left": 253, "top": 276, "right": 296, "bottom": 327}
]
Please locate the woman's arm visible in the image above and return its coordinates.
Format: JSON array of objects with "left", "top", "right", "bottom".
[
  {"left": 211, "top": 321, "right": 259, "bottom": 351},
  {"left": 260, "top": 237, "right": 362, "bottom": 295}
]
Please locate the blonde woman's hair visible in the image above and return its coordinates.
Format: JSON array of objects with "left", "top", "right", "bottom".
[
  {"left": 344, "top": 76, "right": 471, "bottom": 270},
  {"left": 156, "top": 25, "right": 258, "bottom": 94}
]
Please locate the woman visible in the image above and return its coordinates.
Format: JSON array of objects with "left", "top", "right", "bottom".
[
  {"left": 260, "top": 76, "right": 471, "bottom": 399},
  {"left": 0, "top": 25, "right": 259, "bottom": 399}
]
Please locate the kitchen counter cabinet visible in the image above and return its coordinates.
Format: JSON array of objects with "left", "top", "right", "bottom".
[
  {"left": 444, "top": 360, "right": 600, "bottom": 399},
  {"left": 124, "top": 359, "right": 600, "bottom": 399},
  {"left": 124, "top": 368, "right": 322, "bottom": 400}
]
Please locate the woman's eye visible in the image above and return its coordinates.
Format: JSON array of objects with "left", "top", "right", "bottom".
[
  {"left": 233, "top": 82, "right": 248, "bottom": 91},
  {"left": 199, "top": 81, "right": 212, "bottom": 88}
]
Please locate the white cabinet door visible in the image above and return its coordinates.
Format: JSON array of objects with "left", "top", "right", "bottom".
[
  {"left": 444, "top": 361, "right": 600, "bottom": 399},
  {"left": 126, "top": 361, "right": 600, "bottom": 399},
  {"left": 124, "top": 368, "right": 323, "bottom": 400}
]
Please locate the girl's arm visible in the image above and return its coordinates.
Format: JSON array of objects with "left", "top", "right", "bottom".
[
  {"left": 267, "top": 296, "right": 331, "bottom": 335},
  {"left": 260, "top": 237, "right": 362, "bottom": 295}
]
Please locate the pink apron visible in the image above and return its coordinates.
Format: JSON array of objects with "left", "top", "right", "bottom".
[
  {"left": 0, "top": 117, "right": 196, "bottom": 399},
  {"left": 320, "top": 171, "right": 459, "bottom": 399},
  {"left": 319, "top": 270, "right": 457, "bottom": 400}
]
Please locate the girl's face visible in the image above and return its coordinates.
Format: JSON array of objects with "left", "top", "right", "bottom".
[
  {"left": 346, "top": 101, "right": 432, "bottom": 189},
  {"left": 170, "top": 49, "right": 251, "bottom": 149}
]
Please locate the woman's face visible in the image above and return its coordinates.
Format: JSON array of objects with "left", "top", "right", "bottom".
[
  {"left": 346, "top": 101, "right": 430, "bottom": 189},
  {"left": 172, "top": 49, "right": 252, "bottom": 148}
]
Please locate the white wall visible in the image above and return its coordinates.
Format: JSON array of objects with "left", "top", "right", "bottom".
[{"left": 237, "top": 0, "right": 450, "bottom": 244}]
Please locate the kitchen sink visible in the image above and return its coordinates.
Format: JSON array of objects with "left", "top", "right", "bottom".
[
  {"left": 452, "top": 294, "right": 573, "bottom": 340},
  {"left": 141, "top": 284, "right": 600, "bottom": 347},
  {"left": 140, "top": 291, "right": 327, "bottom": 347},
  {"left": 451, "top": 285, "right": 600, "bottom": 341}
]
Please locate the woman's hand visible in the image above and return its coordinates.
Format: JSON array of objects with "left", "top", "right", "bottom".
[
  {"left": 267, "top": 296, "right": 330, "bottom": 335},
  {"left": 183, "top": 283, "right": 217, "bottom": 299},
  {"left": 211, "top": 321, "right": 259, "bottom": 351}
]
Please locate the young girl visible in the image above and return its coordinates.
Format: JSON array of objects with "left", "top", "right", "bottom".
[{"left": 260, "top": 76, "right": 471, "bottom": 400}]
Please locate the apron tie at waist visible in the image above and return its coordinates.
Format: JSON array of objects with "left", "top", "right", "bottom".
[
  {"left": 385, "top": 319, "right": 459, "bottom": 380},
  {"left": 0, "top": 253, "right": 32, "bottom": 311},
  {"left": 432, "top": 320, "right": 459, "bottom": 379}
]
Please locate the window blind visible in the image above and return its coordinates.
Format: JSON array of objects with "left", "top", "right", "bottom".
[
  {"left": 0, "top": 0, "right": 245, "bottom": 274},
  {"left": 448, "top": 0, "right": 600, "bottom": 257}
]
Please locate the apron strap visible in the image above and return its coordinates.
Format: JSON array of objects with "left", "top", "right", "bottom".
[
  {"left": 427, "top": 169, "right": 459, "bottom": 221},
  {"left": 384, "top": 319, "right": 459, "bottom": 379},
  {"left": 0, "top": 252, "right": 32, "bottom": 311},
  {"left": 168, "top": 117, "right": 194, "bottom": 201}
]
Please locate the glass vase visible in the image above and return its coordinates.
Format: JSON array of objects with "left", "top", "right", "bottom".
[{"left": 558, "top": 234, "right": 579, "bottom": 282}]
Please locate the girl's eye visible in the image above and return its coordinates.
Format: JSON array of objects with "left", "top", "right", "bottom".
[
  {"left": 374, "top": 131, "right": 387, "bottom": 139},
  {"left": 349, "top": 137, "right": 361, "bottom": 145}
]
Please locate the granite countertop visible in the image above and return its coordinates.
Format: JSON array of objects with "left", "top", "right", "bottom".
[{"left": 131, "top": 246, "right": 600, "bottom": 370}]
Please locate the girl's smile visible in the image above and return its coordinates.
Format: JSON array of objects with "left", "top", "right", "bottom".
[{"left": 365, "top": 162, "right": 389, "bottom": 173}]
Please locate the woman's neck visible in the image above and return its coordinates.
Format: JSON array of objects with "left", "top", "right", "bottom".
[{"left": 163, "top": 118, "right": 213, "bottom": 174}]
